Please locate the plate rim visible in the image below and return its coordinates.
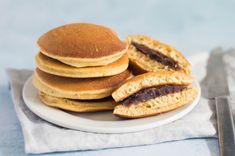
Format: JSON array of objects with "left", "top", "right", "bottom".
[{"left": 23, "top": 76, "right": 201, "bottom": 134}]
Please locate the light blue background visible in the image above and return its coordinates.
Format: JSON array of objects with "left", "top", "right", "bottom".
[{"left": 1, "top": 0, "right": 235, "bottom": 155}]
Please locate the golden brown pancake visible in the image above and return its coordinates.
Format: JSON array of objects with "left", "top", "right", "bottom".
[
  {"left": 112, "top": 71, "right": 197, "bottom": 118},
  {"left": 33, "top": 68, "right": 132, "bottom": 100},
  {"left": 126, "top": 35, "right": 191, "bottom": 75},
  {"left": 37, "top": 23, "right": 127, "bottom": 67},
  {"left": 112, "top": 71, "right": 193, "bottom": 102},
  {"left": 39, "top": 92, "right": 117, "bottom": 112},
  {"left": 113, "top": 88, "right": 197, "bottom": 118},
  {"left": 36, "top": 52, "right": 129, "bottom": 78}
]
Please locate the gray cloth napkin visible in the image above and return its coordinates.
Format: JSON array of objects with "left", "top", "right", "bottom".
[
  {"left": 6, "top": 53, "right": 217, "bottom": 154},
  {"left": 223, "top": 49, "right": 235, "bottom": 112}
]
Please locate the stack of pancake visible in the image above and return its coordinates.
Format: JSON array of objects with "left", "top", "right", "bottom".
[
  {"left": 111, "top": 35, "right": 198, "bottom": 118},
  {"left": 33, "top": 23, "right": 131, "bottom": 112},
  {"left": 33, "top": 23, "right": 198, "bottom": 118}
]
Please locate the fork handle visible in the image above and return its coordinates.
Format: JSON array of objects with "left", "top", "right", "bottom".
[{"left": 215, "top": 96, "right": 235, "bottom": 156}]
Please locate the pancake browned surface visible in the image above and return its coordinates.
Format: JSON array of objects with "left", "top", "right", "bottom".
[
  {"left": 39, "top": 92, "right": 117, "bottom": 112},
  {"left": 33, "top": 68, "right": 132, "bottom": 100},
  {"left": 112, "top": 71, "right": 198, "bottom": 118},
  {"left": 126, "top": 35, "right": 191, "bottom": 74},
  {"left": 37, "top": 23, "right": 127, "bottom": 67},
  {"left": 36, "top": 52, "right": 129, "bottom": 78}
]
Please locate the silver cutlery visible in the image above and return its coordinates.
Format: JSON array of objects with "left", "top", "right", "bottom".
[{"left": 206, "top": 48, "right": 235, "bottom": 156}]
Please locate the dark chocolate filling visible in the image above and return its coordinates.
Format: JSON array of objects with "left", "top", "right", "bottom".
[
  {"left": 131, "top": 41, "right": 180, "bottom": 70},
  {"left": 121, "top": 85, "right": 187, "bottom": 106}
]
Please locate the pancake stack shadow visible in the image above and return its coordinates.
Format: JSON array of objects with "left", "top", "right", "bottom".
[{"left": 33, "top": 23, "right": 131, "bottom": 112}]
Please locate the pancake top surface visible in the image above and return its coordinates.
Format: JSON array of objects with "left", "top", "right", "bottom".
[
  {"left": 35, "top": 68, "right": 131, "bottom": 91},
  {"left": 37, "top": 23, "right": 126, "bottom": 58}
]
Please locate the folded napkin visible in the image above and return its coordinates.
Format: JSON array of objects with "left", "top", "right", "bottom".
[
  {"left": 7, "top": 53, "right": 217, "bottom": 154},
  {"left": 223, "top": 49, "right": 235, "bottom": 111}
]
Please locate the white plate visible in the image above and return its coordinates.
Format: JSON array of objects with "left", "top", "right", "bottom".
[{"left": 23, "top": 76, "right": 201, "bottom": 134}]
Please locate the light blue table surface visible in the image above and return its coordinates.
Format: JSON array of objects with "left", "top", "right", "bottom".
[{"left": 1, "top": 0, "right": 235, "bottom": 155}]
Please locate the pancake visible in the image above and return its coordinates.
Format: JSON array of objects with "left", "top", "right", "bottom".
[
  {"left": 37, "top": 23, "right": 127, "bottom": 67},
  {"left": 112, "top": 71, "right": 193, "bottom": 102},
  {"left": 113, "top": 88, "right": 197, "bottom": 118},
  {"left": 39, "top": 92, "right": 117, "bottom": 112},
  {"left": 126, "top": 35, "right": 191, "bottom": 74},
  {"left": 36, "top": 53, "right": 129, "bottom": 78},
  {"left": 36, "top": 52, "right": 129, "bottom": 78},
  {"left": 33, "top": 68, "right": 132, "bottom": 100},
  {"left": 112, "top": 71, "right": 197, "bottom": 118}
]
